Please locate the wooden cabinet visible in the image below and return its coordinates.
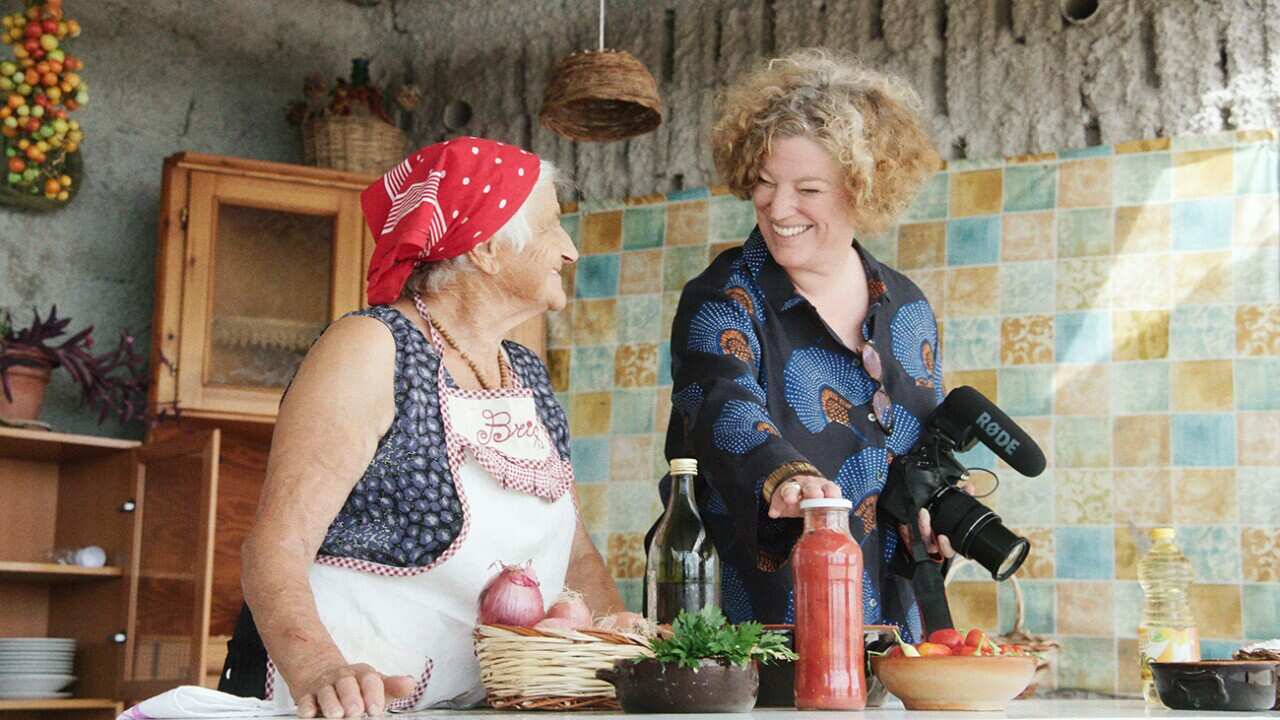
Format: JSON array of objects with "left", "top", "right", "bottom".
[{"left": 0, "top": 427, "right": 219, "bottom": 719}]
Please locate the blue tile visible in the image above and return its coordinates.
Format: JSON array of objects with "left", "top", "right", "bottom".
[
  {"left": 618, "top": 578, "right": 644, "bottom": 613},
  {"left": 623, "top": 206, "right": 666, "bottom": 250},
  {"left": 1233, "top": 247, "right": 1280, "bottom": 305},
  {"left": 1001, "top": 261, "right": 1055, "bottom": 315},
  {"left": 1060, "top": 144, "right": 1113, "bottom": 159},
  {"left": 904, "top": 172, "right": 949, "bottom": 221},
  {"left": 666, "top": 187, "right": 710, "bottom": 202},
  {"left": 1057, "top": 637, "right": 1118, "bottom": 694},
  {"left": 611, "top": 389, "right": 656, "bottom": 434},
  {"left": 560, "top": 213, "right": 581, "bottom": 245},
  {"left": 1114, "top": 152, "right": 1173, "bottom": 204},
  {"left": 617, "top": 293, "right": 662, "bottom": 344},
  {"left": 1169, "top": 305, "right": 1234, "bottom": 359},
  {"left": 1004, "top": 166, "right": 1057, "bottom": 211},
  {"left": 1056, "top": 416, "right": 1111, "bottom": 468},
  {"left": 956, "top": 442, "right": 997, "bottom": 470},
  {"left": 999, "top": 472, "right": 1054, "bottom": 526},
  {"left": 1055, "top": 312, "right": 1112, "bottom": 363},
  {"left": 570, "top": 437, "right": 611, "bottom": 483},
  {"left": 943, "top": 317, "right": 1000, "bottom": 370},
  {"left": 1179, "top": 526, "right": 1241, "bottom": 583},
  {"left": 1239, "top": 468, "right": 1280, "bottom": 526},
  {"left": 947, "top": 216, "right": 1001, "bottom": 265},
  {"left": 1056, "top": 527, "right": 1115, "bottom": 579},
  {"left": 998, "top": 367, "right": 1054, "bottom": 416},
  {"left": 1112, "top": 362, "right": 1171, "bottom": 413},
  {"left": 1201, "top": 640, "right": 1241, "bottom": 659},
  {"left": 1173, "top": 199, "right": 1234, "bottom": 251},
  {"left": 1235, "top": 358, "right": 1280, "bottom": 410},
  {"left": 1235, "top": 143, "right": 1279, "bottom": 195},
  {"left": 998, "top": 579, "right": 1055, "bottom": 635},
  {"left": 1243, "top": 584, "right": 1280, "bottom": 640},
  {"left": 1113, "top": 582, "right": 1143, "bottom": 638},
  {"left": 570, "top": 346, "right": 614, "bottom": 391},
  {"left": 575, "top": 254, "right": 620, "bottom": 298},
  {"left": 1172, "top": 414, "right": 1236, "bottom": 467},
  {"left": 1058, "top": 208, "right": 1113, "bottom": 257},
  {"left": 657, "top": 341, "right": 672, "bottom": 385}
]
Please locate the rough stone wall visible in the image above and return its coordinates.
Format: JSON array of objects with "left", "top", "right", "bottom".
[
  {"left": 0, "top": 0, "right": 380, "bottom": 437},
  {"left": 366, "top": 0, "right": 1280, "bottom": 201}
]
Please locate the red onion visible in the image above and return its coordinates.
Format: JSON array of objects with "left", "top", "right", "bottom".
[
  {"left": 477, "top": 561, "right": 545, "bottom": 627},
  {"left": 545, "top": 589, "right": 593, "bottom": 628}
]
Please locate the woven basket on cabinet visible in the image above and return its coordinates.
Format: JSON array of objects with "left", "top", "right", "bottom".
[{"left": 301, "top": 114, "right": 407, "bottom": 175}]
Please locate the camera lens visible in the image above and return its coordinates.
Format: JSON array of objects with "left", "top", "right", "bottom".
[{"left": 927, "top": 486, "right": 1030, "bottom": 581}]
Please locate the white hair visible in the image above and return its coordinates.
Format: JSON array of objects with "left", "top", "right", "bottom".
[{"left": 403, "top": 159, "right": 561, "bottom": 298}]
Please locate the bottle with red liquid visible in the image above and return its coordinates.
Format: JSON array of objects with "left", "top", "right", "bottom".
[{"left": 791, "top": 497, "right": 865, "bottom": 710}]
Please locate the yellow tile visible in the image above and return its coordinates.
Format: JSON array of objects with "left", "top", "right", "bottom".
[
  {"left": 946, "top": 370, "right": 997, "bottom": 403},
  {"left": 625, "top": 193, "right": 666, "bottom": 207},
  {"left": 1118, "top": 639, "right": 1142, "bottom": 696},
  {"left": 1172, "top": 469, "right": 1236, "bottom": 524},
  {"left": 666, "top": 200, "right": 708, "bottom": 246},
  {"left": 710, "top": 241, "right": 742, "bottom": 259},
  {"left": 1111, "top": 255, "right": 1172, "bottom": 309},
  {"left": 1172, "top": 251, "right": 1232, "bottom": 305},
  {"left": 570, "top": 392, "right": 612, "bottom": 437},
  {"left": 581, "top": 210, "right": 623, "bottom": 253},
  {"left": 1012, "top": 526, "right": 1054, "bottom": 579},
  {"left": 945, "top": 266, "right": 1000, "bottom": 317},
  {"left": 1059, "top": 158, "right": 1113, "bottom": 208},
  {"left": 1242, "top": 528, "right": 1280, "bottom": 582},
  {"left": 1114, "top": 468, "right": 1172, "bottom": 527},
  {"left": 1174, "top": 149, "right": 1234, "bottom": 199},
  {"left": 654, "top": 387, "right": 672, "bottom": 434},
  {"left": 950, "top": 169, "right": 1003, "bottom": 217},
  {"left": 606, "top": 532, "right": 647, "bottom": 579},
  {"left": 898, "top": 222, "right": 946, "bottom": 268},
  {"left": 573, "top": 298, "right": 617, "bottom": 345},
  {"left": 1234, "top": 196, "right": 1280, "bottom": 249},
  {"left": 1053, "top": 363, "right": 1108, "bottom": 415},
  {"left": 547, "top": 348, "right": 570, "bottom": 392},
  {"left": 1114, "top": 415, "right": 1170, "bottom": 467},
  {"left": 1113, "top": 310, "right": 1170, "bottom": 360},
  {"left": 1188, "top": 584, "right": 1242, "bottom": 638},
  {"left": 946, "top": 581, "right": 998, "bottom": 631},
  {"left": 1171, "top": 360, "right": 1233, "bottom": 411},
  {"left": 1115, "top": 205, "right": 1171, "bottom": 254},
  {"left": 1237, "top": 129, "right": 1277, "bottom": 143},
  {"left": 614, "top": 343, "right": 657, "bottom": 387},
  {"left": 1238, "top": 411, "right": 1280, "bottom": 466},
  {"left": 1057, "top": 582, "right": 1113, "bottom": 636},
  {"left": 1002, "top": 315, "right": 1055, "bottom": 365},
  {"left": 1009, "top": 152, "right": 1058, "bottom": 164},
  {"left": 1115, "top": 525, "right": 1139, "bottom": 580},
  {"left": 1002, "top": 211, "right": 1055, "bottom": 261},
  {"left": 1055, "top": 469, "right": 1113, "bottom": 524},
  {"left": 560, "top": 201, "right": 580, "bottom": 214},
  {"left": 619, "top": 249, "right": 663, "bottom": 295},
  {"left": 1236, "top": 305, "right": 1280, "bottom": 356},
  {"left": 904, "top": 268, "right": 947, "bottom": 317},
  {"left": 577, "top": 484, "right": 608, "bottom": 533},
  {"left": 709, "top": 184, "right": 735, "bottom": 196},
  {"left": 1116, "top": 137, "right": 1171, "bottom": 154}
]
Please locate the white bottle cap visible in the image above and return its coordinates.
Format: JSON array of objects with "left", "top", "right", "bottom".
[
  {"left": 669, "top": 458, "right": 697, "bottom": 476},
  {"left": 799, "top": 498, "right": 853, "bottom": 510}
]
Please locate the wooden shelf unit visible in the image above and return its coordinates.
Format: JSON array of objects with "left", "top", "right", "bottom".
[{"left": 0, "top": 563, "right": 123, "bottom": 584}]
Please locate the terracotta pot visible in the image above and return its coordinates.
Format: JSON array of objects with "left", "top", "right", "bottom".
[{"left": 1, "top": 346, "right": 55, "bottom": 420}]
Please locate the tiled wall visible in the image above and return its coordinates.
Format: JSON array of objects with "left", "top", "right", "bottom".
[{"left": 553, "top": 130, "right": 1280, "bottom": 696}]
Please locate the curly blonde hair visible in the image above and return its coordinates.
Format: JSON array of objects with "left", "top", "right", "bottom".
[{"left": 711, "top": 48, "right": 942, "bottom": 236}]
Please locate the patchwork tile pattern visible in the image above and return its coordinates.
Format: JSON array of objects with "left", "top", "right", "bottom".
[{"left": 556, "top": 134, "right": 1280, "bottom": 695}]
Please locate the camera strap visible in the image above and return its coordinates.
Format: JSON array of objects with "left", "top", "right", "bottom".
[{"left": 907, "top": 533, "right": 954, "bottom": 634}]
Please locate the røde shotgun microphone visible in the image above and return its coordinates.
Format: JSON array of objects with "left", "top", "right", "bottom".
[{"left": 927, "top": 385, "right": 1046, "bottom": 477}]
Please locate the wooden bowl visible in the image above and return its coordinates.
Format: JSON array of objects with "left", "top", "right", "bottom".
[{"left": 871, "top": 655, "right": 1036, "bottom": 711}]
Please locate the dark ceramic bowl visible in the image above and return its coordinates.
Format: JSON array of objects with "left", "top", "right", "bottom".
[
  {"left": 596, "top": 657, "right": 758, "bottom": 713},
  {"left": 754, "top": 624, "right": 895, "bottom": 708},
  {"left": 1151, "top": 660, "right": 1279, "bottom": 712}
]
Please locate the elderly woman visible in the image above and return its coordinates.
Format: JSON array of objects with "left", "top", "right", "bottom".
[
  {"left": 219, "top": 138, "right": 622, "bottom": 717},
  {"left": 663, "top": 49, "right": 954, "bottom": 640}
]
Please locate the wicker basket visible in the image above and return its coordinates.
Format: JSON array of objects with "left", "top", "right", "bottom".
[
  {"left": 301, "top": 114, "right": 407, "bottom": 175},
  {"left": 473, "top": 623, "right": 654, "bottom": 710},
  {"left": 945, "top": 558, "right": 1060, "bottom": 698},
  {"left": 539, "top": 49, "right": 662, "bottom": 142}
]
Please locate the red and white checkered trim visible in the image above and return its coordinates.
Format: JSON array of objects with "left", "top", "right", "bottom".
[
  {"left": 386, "top": 657, "right": 434, "bottom": 712},
  {"left": 264, "top": 657, "right": 276, "bottom": 701}
]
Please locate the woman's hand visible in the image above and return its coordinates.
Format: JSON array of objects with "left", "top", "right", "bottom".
[
  {"left": 901, "top": 480, "right": 977, "bottom": 561},
  {"left": 292, "top": 660, "right": 415, "bottom": 718},
  {"left": 767, "top": 474, "right": 842, "bottom": 518}
]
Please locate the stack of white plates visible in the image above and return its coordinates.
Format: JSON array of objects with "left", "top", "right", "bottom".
[{"left": 0, "top": 638, "right": 77, "bottom": 699}]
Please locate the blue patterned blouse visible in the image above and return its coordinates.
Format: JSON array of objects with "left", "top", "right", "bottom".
[{"left": 661, "top": 229, "right": 945, "bottom": 641}]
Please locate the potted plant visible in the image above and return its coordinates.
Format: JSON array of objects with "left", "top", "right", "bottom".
[
  {"left": 0, "top": 305, "right": 148, "bottom": 424},
  {"left": 596, "top": 607, "right": 796, "bottom": 713}
]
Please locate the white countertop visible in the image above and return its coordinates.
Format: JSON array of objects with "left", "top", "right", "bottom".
[{"left": 399, "top": 699, "right": 1277, "bottom": 718}]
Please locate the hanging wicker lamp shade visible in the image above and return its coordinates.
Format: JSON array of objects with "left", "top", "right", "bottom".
[{"left": 539, "top": 49, "right": 663, "bottom": 142}]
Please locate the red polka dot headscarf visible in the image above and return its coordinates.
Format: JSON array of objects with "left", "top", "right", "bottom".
[{"left": 361, "top": 137, "right": 542, "bottom": 305}]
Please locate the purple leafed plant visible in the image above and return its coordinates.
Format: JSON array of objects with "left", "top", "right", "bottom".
[{"left": 0, "top": 305, "right": 150, "bottom": 425}]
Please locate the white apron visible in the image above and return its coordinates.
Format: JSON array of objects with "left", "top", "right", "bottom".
[{"left": 265, "top": 313, "right": 578, "bottom": 711}]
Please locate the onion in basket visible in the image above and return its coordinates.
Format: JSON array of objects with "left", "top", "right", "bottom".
[
  {"left": 545, "top": 589, "right": 593, "bottom": 627},
  {"left": 478, "top": 561, "right": 544, "bottom": 627}
]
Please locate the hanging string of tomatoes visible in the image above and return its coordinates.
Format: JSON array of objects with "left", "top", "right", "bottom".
[{"left": 0, "top": 0, "right": 86, "bottom": 205}]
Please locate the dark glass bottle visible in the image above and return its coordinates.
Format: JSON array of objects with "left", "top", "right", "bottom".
[{"left": 645, "top": 458, "right": 721, "bottom": 623}]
